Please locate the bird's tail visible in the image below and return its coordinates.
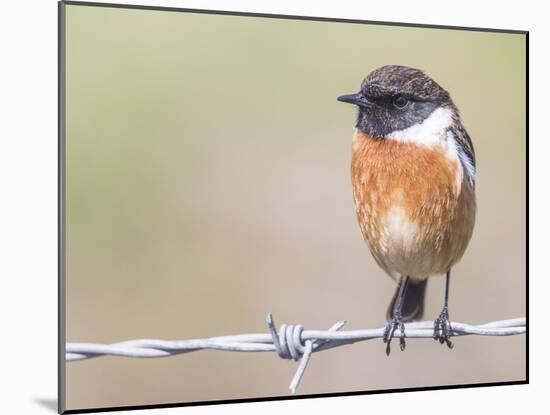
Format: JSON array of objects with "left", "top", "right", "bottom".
[{"left": 386, "top": 278, "right": 427, "bottom": 322}]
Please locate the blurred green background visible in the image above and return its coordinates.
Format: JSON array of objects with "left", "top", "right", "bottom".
[{"left": 64, "top": 4, "right": 526, "bottom": 411}]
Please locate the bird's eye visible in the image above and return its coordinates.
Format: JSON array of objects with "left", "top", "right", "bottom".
[{"left": 393, "top": 95, "right": 409, "bottom": 109}]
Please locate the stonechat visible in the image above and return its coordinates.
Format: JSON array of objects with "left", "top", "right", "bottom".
[{"left": 337, "top": 65, "right": 476, "bottom": 355}]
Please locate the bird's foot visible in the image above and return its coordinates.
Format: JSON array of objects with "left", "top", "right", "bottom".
[
  {"left": 383, "top": 313, "right": 406, "bottom": 356},
  {"left": 433, "top": 306, "right": 454, "bottom": 349}
]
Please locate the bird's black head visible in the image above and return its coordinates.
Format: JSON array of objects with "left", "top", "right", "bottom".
[{"left": 337, "top": 65, "right": 454, "bottom": 138}]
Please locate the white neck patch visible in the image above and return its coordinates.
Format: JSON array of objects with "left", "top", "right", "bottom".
[
  {"left": 385, "top": 106, "right": 474, "bottom": 191},
  {"left": 385, "top": 107, "right": 453, "bottom": 146}
]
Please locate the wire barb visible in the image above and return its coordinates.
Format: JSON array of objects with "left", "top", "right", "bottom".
[
  {"left": 267, "top": 313, "right": 346, "bottom": 392},
  {"left": 66, "top": 315, "right": 526, "bottom": 394}
]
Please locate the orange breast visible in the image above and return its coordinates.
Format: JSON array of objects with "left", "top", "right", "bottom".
[{"left": 351, "top": 131, "right": 476, "bottom": 279}]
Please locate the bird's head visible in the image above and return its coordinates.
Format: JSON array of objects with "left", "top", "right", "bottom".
[{"left": 337, "top": 65, "right": 456, "bottom": 140}]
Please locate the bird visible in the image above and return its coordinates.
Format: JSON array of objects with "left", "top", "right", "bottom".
[{"left": 337, "top": 65, "right": 476, "bottom": 355}]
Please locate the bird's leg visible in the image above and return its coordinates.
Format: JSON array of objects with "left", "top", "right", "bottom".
[
  {"left": 433, "top": 270, "right": 454, "bottom": 349},
  {"left": 383, "top": 276, "right": 409, "bottom": 355}
]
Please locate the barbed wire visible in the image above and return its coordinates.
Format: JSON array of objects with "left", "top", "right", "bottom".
[{"left": 66, "top": 314, "right": 526, "bottom": 393}]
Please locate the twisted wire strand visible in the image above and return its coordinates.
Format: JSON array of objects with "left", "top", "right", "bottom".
[{"left": 66, "top": 314, "right": 526, "bottom": 393}]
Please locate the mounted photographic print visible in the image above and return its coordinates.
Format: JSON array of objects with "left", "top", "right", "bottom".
[{"left": 58, "top": 1, "right": 528, "bottom": 413}]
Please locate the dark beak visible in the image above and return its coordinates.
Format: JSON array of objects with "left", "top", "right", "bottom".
[{"left": 337, "top": 92, "right": 371, "bottom": 108}]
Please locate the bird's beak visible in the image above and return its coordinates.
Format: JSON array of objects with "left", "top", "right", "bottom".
[{"left": 337, "top": 92, "right": 371, "bottom": 108}]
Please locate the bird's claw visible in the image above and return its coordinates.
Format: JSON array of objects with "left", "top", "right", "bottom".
[
  {"left": 433, "top": 307, "right": 454, "bottom": 349},
  {"left": 383, "top": 314, "right": 406, "bottom": 355}
]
